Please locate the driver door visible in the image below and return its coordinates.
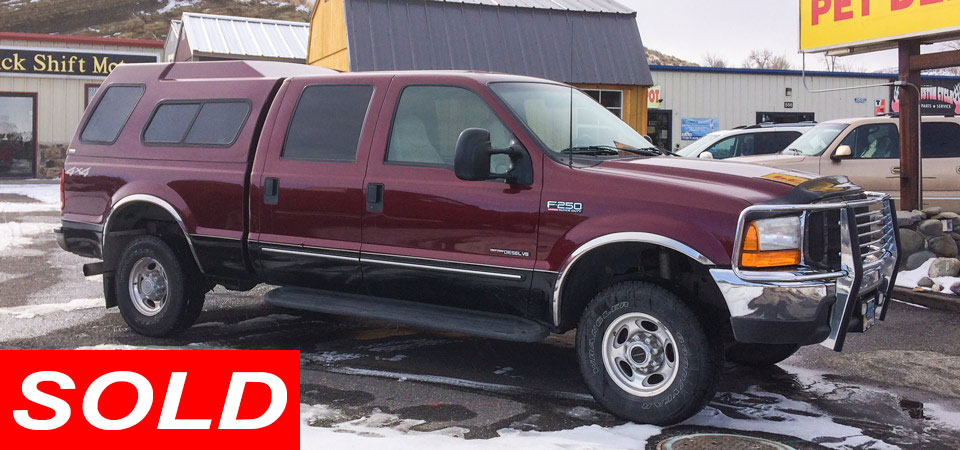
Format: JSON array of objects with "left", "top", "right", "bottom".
[{"left": 360, "top": 77, "right": 543, "bottom": 315}]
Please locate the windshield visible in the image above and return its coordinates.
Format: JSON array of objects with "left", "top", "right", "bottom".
[
  {"left": 676, "top": 132, "right": 726, "bottom": 157},
  {"left": 782, "top": 123, "right": 847, "bottom": 156},
  {"left": 489, "top": 82, "right": 657, "bottom": 157}
]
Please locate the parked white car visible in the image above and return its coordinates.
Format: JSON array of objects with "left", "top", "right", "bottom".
[{"left": 677, "top": 123, "right": 815, "bottom": 159}]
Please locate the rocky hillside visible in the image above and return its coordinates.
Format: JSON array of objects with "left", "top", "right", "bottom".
[
  {"left": 1, "top": 0, "right": 693, "bottom": 68},
  {"left": 0, "top": 0, "right": 313, "bottom": 41}
]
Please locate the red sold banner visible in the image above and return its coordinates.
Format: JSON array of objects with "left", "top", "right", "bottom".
[{"left": 0, "top": 350, "right": 299, "bottom": 448}]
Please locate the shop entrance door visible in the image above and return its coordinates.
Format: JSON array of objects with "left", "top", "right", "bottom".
[
  {"left": 0, "top": 93, "right": 37, "bottom": 178},
  {"left": 647, "top": 109, "right": 673, "bottom": 152}
]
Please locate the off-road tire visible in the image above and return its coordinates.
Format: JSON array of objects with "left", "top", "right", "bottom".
[
  {"left": 113, "top": 235, "right": 205, "bottom": 337},
  {"left": 577, "top": 281, "right": 722, "bottom": 425},
  {"left": 726, "top": 343, "right": 800, "bottom": 367}
]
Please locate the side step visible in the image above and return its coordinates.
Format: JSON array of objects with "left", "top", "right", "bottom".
[{"left": 263, "top": 287, "right": 550, "bottom": 343}]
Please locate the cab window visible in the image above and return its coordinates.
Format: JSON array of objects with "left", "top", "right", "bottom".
[
  {"left": 386, "top": 86, "right": 514, "bottom": 168},
  {"left": 840, "top": 124, "right": 899, "bottom": 159},
  {"left": 921, "top": 122, "right": 960, "bottom": 158}
]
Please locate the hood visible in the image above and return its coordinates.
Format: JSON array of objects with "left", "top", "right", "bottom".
[
  {"left": 727, "top": 153, "right": 808, "bottom": 165},
  {"left": 587, "top": 156, "right": 859, "bottom": 206}
]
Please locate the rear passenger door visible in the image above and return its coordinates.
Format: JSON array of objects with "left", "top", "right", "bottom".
[
  {"left": 820, "top": 123, "right": 901, "bottom": 198},
  {"left": 251, "top": 75, "right": 388, "bottom": 291},
  {"left": 359, "top": 79, "right": 542, "bottom": 316}
]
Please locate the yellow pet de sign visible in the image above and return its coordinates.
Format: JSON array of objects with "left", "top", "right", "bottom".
[{"left": 800, "top": 0, "right": 960, "bottom": 53}]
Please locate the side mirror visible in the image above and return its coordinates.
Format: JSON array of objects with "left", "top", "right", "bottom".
[
  {"left": 832, "top": 144, "right": 852, "bottom": 160},
  {"left": 698, "top": 151, "right": 714, "bottom": 159},
  {"left": 454, "top": 128, "right": 531, "bottom": 185}
]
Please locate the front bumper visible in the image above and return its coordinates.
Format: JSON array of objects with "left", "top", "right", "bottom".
[{"left": 711, "top": 192, "right": 901, "bottom": 351}]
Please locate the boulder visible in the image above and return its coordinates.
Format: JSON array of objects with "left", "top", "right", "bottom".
[
  {"left": 951, "top": 282, "right": 960, "bottom": 295},
  {"left": 913, "top": 209, "right": 927, "bottom": 220},
  {"left": 922, "top": 207, "right": 943, "bottom": 217},
  {"left": 896, "top": 210, "right": 922, "bottom": 227},
  {"left": 928, "top": 235, "right": 959, "bottom": 258},
  {"left": 899, "top": 228, "right": 925, "bottom": 254},
  {"left": 951, "top": 232, "right": 960, "bottom": 243},
  {"left": 928, "top": 258, "right": 960, "bottom": 278},
  {"left": 904, "top": 251, "right": 935, "bottom": 271},
  {"left": 918, "top": 219, "right": 943, "bottom": 237},
  {"left": 933, "top": 212, "right": 959, "bottom": 220},
  {"left": 917, "top": 277, "right": 934, "bottom": 288}
]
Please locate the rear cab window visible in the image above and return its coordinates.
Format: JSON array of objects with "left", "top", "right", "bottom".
[
  {"left": 80, "top": 85, "right": 145, "bottom": 144},
  {"left": 142, "top": 100, "right": 250, "bottom": 147}
]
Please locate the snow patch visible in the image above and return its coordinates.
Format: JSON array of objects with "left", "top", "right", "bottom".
[
  {"left": 0, "top": 221, "right": 57, "bottom": 251},
  {"left": 302, "top": 351, "right": 364, "bottom": 365},
  {"left": 896, "top": 258, "right": 960, "bottom": 296},
  {"left": 0, "top": 202, "right": 59, "bottom": 213},
  {"left": 0, "top": 183, "right": 59, "bottom": 204},
  {"left": 0, "top": 298, "right": 102, "bottom": 319},
  {"left": 157, "top": 0, "right": 201, "bottom": 14},
  {"left": 76, "top": 343, "right": 231, "bottom": 350},
  {"left": 300, "top": 403, "right": 661, "bottom": 450}
]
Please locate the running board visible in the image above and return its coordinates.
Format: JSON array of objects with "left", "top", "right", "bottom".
[{"left": 263, "top": 287, "right": 550, "bottom": 343}]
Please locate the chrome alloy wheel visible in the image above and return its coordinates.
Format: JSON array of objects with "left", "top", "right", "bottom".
[
  {"left": 128, "top": 257, "right": 169, "bottom": 317},
  {"left": 601, "top": 312, "right": 679, "bottom": 397}
]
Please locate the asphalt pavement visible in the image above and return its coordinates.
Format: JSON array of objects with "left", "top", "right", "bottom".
[{"left": 2, "top": 182, "right": 959, "bottom": 449}]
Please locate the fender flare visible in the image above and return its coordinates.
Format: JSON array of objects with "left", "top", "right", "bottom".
[
  {"left": 102, "top": 194, "right": 204, "bottom": 273},
  {"left": 551, "top": 232, "right": 716, "bottom": 327}
]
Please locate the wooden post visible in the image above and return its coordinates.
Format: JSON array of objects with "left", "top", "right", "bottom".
[{"left": 897, "top": 40, "right": 922, "bottom": 211}]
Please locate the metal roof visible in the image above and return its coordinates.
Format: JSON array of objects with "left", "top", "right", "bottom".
[
  {"left": 343, "top": 0, "right": 653, "bottom": 86},
  {"left": 411, "top": 0, "right": 634, "bottom": 14},
  {"left": 180, "top": 12, "right": 309, "bottom": 62}
]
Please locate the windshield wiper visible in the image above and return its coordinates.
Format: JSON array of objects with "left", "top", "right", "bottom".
[
  {"left": 561, "top": 145, "right": 663, "bottom": 157},
  {"left": 783, "top": 148, "right": 803, "bottom": 155}
]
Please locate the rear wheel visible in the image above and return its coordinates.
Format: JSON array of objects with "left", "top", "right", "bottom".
[
  {"left": 577, "top": 282, "right": 722, "bottom": 425},
  {"left": 113, "top": 235, "right": 205, "bottom": 337},
  {"left": 726, "top": 343, "right": 799, "bottom": 367}
]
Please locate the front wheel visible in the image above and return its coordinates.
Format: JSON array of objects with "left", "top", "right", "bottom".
[
  {"left": 114, "top": 235, "right": 205, "bottom": 337},
  {"left": 576, "top": 282, "right": 722, "bottom": 425}
]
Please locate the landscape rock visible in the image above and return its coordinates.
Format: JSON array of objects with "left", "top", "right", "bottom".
[
  {"left": 899, "top": 228, "right": 925, "bottom": 254},
  {"left": 928, "top": 258, "right": 960, "bottom": 278},
  {"left": 918, "top": 219, "right": 943, "bottom": 237},
  {"left": 951, "top": 233, "right": 960, "bottom": 243},
  {"left": 896, "top": 210, "right": 922, "bottom": 227},
  {"left": 928, "top": 235, "right": 959, "bottom": 258},
  {"left": 913, "top": 209, "right": 927, "bottom": 220},
  {"left": 933, "top": 212, "right": 959, "bottom": 220},
  {"left": 905, "top": 251, "right": 936, "bottom": 271},
  {"left": 922, "top": 207, "right": 943, "bottom": 217},
  {"left": 951, "top": 282, "right": 960, "bottom": 295},
  {"left": 918, "top": 277, "right": 934, "bottom": 288}
]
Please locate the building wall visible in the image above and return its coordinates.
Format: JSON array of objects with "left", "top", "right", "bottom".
[
  {"left": 573, "top": 83, "right": 648, "bottom": 135},
  {"left": 0, "top": 37, "right": 161, "bottom": 177},
  {"left": 650, "top": 68, "right": 892, "bottom": 149},
  {"left": 308, "top": 0, "right": 349, "bottom": 72}
]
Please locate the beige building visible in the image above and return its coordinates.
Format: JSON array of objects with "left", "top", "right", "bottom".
[{"left": 0, "top": 32, "right": 162, "bottom": 178}]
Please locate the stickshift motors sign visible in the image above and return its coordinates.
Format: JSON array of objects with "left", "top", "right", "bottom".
[{"left": 1, "top": 350, "right": 299, "bottom": 448}]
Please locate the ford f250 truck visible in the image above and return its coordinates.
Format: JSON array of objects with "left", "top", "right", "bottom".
[{"left": 57, "top": 61, "right": 901, "bottom": 425}]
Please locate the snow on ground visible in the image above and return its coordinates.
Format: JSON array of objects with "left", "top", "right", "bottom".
[
  {"left": 896, "top": 259, "right": 960, "bottom": 296},
  {"left": 0, "top": 183, "right": 59, "bottom": 205},
  {"left": 301, "top": 403, "right": 662, "bottom": 450},
  {"left": 0, "top": 202, "right": 59, "bottom": 213},
  {"left": 0, "top": 298, "right": 102, "bottom": 319},
  {"left": 157, "top": 0, "right": 202, "bottom": 14},
  {"left": 0, "top": 221, "right": 58, "bottom": 251}
]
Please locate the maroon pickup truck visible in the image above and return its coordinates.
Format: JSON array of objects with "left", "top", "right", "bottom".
[{"left": 57, "top": 61, "right": 900, "bottom": 425}]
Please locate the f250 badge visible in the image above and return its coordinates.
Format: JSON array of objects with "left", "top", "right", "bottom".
[{"left": 546, "top": 201, "right": 583, "bottom": 214}]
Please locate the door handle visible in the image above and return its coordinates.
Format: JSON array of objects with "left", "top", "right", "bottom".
[
  {"left": 366, "top": 183, "right": 384, "bottom": 213},
  {"left": 264, "top": 177, "right": 279, "bottom": 205},
  {"left": 891, "top": 166, "right": 900, "bottom": 175}
]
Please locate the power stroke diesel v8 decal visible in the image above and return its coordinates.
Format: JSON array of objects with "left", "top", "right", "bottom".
[{"left": 546, "top": 201, "right": 583, "bottom": 214}]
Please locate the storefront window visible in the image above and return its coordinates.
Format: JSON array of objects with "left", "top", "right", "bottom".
[
  {"left": 583, "top": 89, "right": 623, "bottom": 118},
  {"left": 0, "top": 93, "right": 37, "bottom": 177}
]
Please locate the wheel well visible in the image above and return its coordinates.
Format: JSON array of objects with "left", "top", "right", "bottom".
[
  {"left": 102, "top": 202, "right": 197, "bottom": 273},
  {"left": 557, "top": 242, "right": 731, "bottom": 336}
]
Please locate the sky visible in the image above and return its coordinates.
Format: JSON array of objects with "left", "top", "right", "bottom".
[{"left": 620, "top": 0, "right": 933, "bottom": 73}]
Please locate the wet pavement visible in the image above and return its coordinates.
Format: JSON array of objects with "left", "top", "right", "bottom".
[{"left": 2, "top": 181, "right": 960, "bottom": 449}]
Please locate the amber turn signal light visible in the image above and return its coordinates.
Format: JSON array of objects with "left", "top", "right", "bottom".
[{"left": 740, "top": 222, "right": 801, "bottom": 268}]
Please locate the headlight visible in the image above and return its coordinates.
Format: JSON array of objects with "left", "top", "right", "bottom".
[{"left": 740, "top": 216, "right": 802, "bottom": 268}]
